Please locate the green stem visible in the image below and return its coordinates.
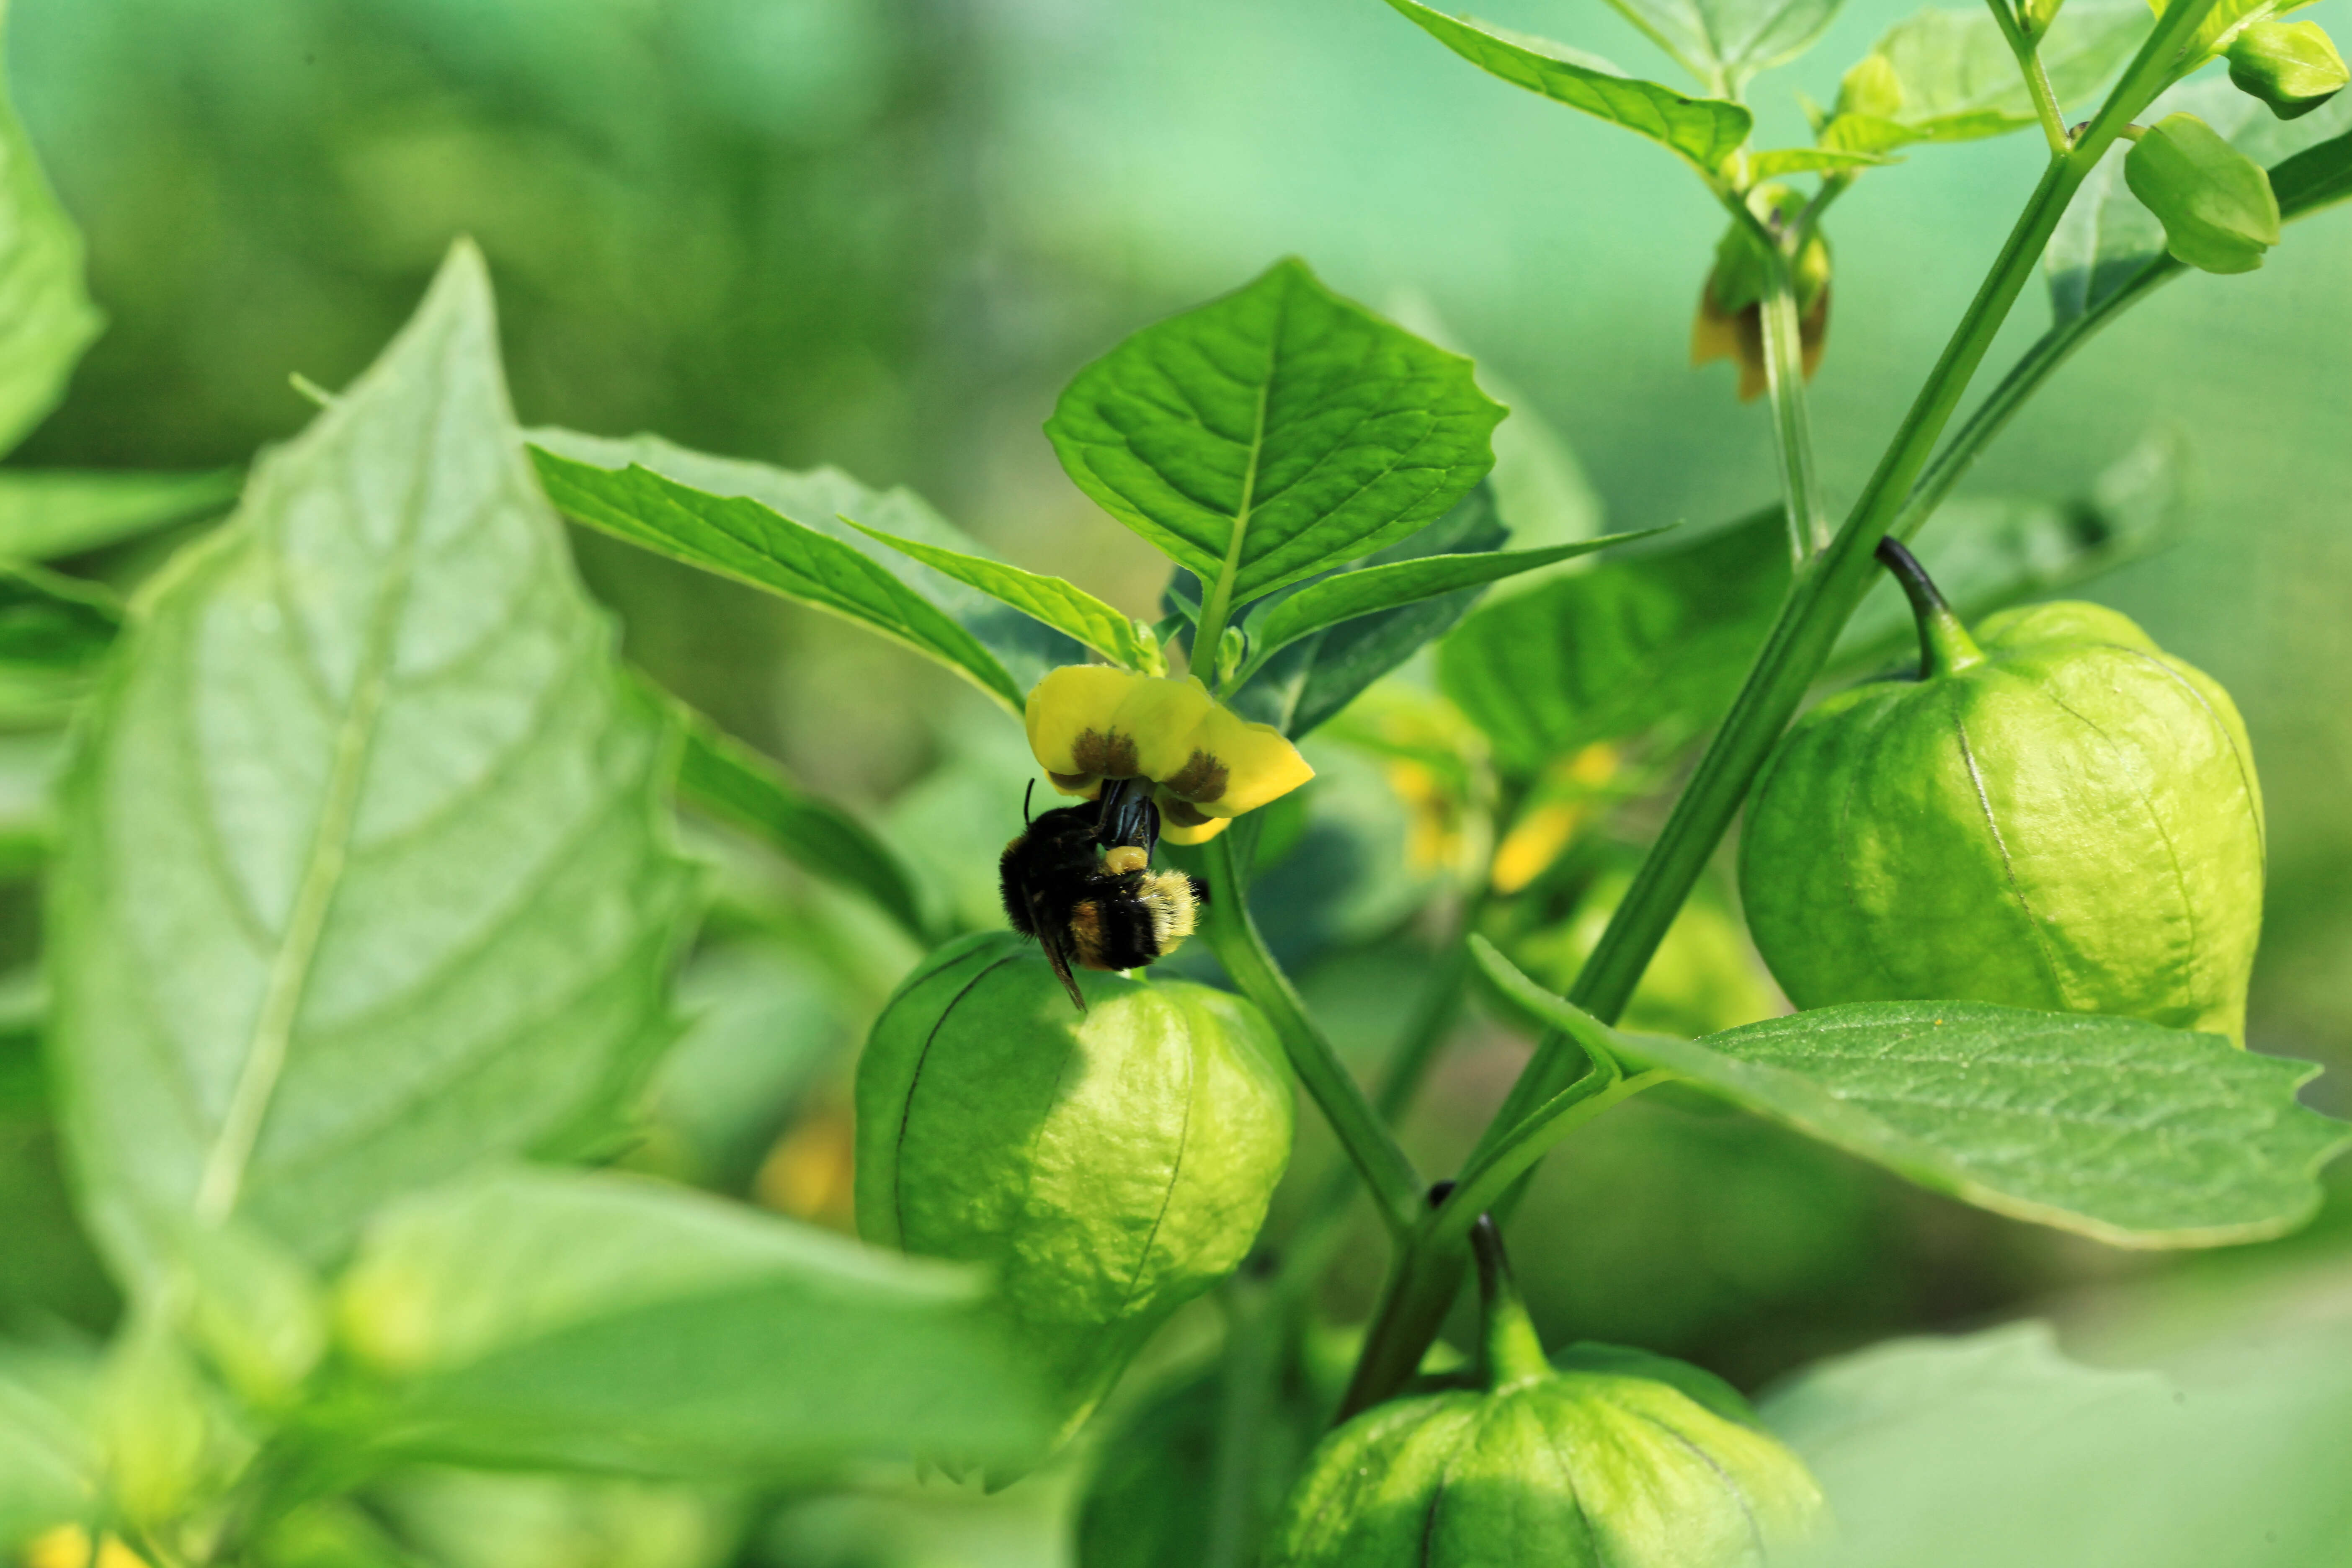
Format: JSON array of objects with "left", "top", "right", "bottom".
[
  {"left": 1335, "top": 1065, "right": 1661, "bottom": 1420},
  {"left": 1757, "top": 247, "right": 1831, "bottom": 563},
  {"left": 1573, "top": 152, "right": 2083, "bottom": 1025},
  {"left": 1988, "top": 0, "right": 2072, "bottom": 156},
  {"left": 1563, "top": 0, "right": 2223, "bottom": 1026},
  {"left": 1203, "top": 1273, "right": 1282, "bottom": 1568},
  {"left": 1336, "top": 0, "right": 2225, "bottom": 1416},
  {"left": 1876, "top": 537, "right": 1985, "bottom": 675},
  {"left": 1896, "top": 260, "right": 2177, "bottom": 542},
  {"left": 1273, "top": 923, "right": 1482, "bottom": 1291},
  {"left": 1200, "top": 831, "right": 1424, "bottom": 1238},
  {"left": 1470, "top": 1216, "right": 1552, "bottom": 1388}
]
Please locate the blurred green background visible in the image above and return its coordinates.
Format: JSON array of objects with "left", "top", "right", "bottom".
[{"left": 6, "top": 0, "right": 2350, "bottom": 1563}]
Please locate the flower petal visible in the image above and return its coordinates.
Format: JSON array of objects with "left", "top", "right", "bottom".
[
  {"left": 1025, "top": 665, "right": 1143, "bottom": 784},
  {"left": 1162, "top": 705, "right": 1315, "bottom": 818},
  {"left": 1155, "top": 792, "right": 1231, "bottom": 845},
  {"left": 1109, "top": 675, "right": 1218, "bottom": 781}
]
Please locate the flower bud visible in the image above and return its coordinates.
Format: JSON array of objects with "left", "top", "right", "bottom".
[
  {"left": 2227, "top": 20, "right": 2349, "bottom": 120},
  {"left": 1692, "top": 188, "right": 1831, "bottom": 402},
  {"left": 856, "top": 933, "right": 1293, "bottom": 1458},
  {"left": 1741, "top": 544, "right": 2265, "bottom": 1042},
  {"left": 2123, "top": 113, "right": 2282, "bottom": 275}
]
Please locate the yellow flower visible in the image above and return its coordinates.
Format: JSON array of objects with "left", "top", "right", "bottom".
[
  {"left": 26, "top": 1527, "right": 151, "bottom": 1568},
  {"left": 1022, "top": 665, "right": 1314, "bottom": 835}
]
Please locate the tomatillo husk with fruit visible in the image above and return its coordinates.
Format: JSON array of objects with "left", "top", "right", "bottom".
[
  {"left": 1263, "top": 1219, "right": 1824, "bottom": 1565},
  {"left": 856, "top": 932, "right": 1293, "bottom": 1462},
  {"left": 1740, "top": 540, "right": 2264, "bottom": 1041}
]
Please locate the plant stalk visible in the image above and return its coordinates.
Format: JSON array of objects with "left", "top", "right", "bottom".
[
  {"left": 1987, "top": 0, "right": 2073, "bottom": 156},
  {"left": 1200, "top": 831, "right": 1424, "bottom": 1238},
  {"left": 1757, "top": 247, "right": 1831, "bottom": 563},
  {"left": 1334, "top": 0, "right": 2223, "bottom": 1414}
]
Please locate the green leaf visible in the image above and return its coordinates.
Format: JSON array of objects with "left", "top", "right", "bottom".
[
  {"left": 1385, "top": 0, "right": 1753, "bottom": 173},
  {"left": 1047, "top": 258, "right": 1503, "bottom": 612},
  {"left": 529, "top": 428, "right": 1081, "bottom": 693},
  {"left": 0, "top": 730, "right": 63, "bottom": 870},
  {"left": 48, "top": 244, "right": 697, "bottom": 1286},
  {"left": 838, "top": 515, "right": 1155, "bottom": 671},
  {"left": 0, "top": 3, "right": 103, "bottom": 456},
  {"left": 1745, "top": 145, "right": 1897, "bottom": 176},
  {"left": 1479, "top": 946, "right": 2349, "bottom": 1246},
  {"left": 673, "top": 706, "right": 934, "bottom": 946},
  {"left": 1238, "top": 531, "right": 1658, "bottom": 683},
  {"left": 1763, "top": 1322, "right": 2171, "bottom": 1465},
  {"left": 1438, "top": 504, "right": 1785, "bottom": 772},
  {"left": 650, "top": 941, "right": 844, "bottom": 1192},
  {"left": 1829, "top": 0, "right": 2149, "bottom": 148},
  {"left": 1439, "top": 436, "right": 2181, "bottom": 773},
  {"left": 168, "top": 1215, "right": 328, "bottom": 1411},
  {"left": 1224, "top": 480, "right": 1510, "bottom": 739},
  {"left": 0, "top": 1344, "right": 95, "bottom": 1554},
  {"left": 0, "top": 469, "right": 243, "bottom": 561},
  {"left": 529, "top": 444, "right": 1026, "bottom": 715},
  {"left": 0, "top": 564, "right": 119, "bottom": 729},
  {"left": 1764, "top": 1317, "right": 2352, "bottom": 1568},
  {"left": 2269, "top": 114, "right": 2352, "bottom": 213},
  {"left": 0, "top": 562, "right": 118, "bottom": 672},
  {"left": 330, "top": 1166, "right": 1050, "bottom": 1478},
  {"left": 1601, "top": 0, "right": 1847, "bottom": 89}
]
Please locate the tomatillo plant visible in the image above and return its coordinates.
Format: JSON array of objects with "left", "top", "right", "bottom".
[{"left": 5, "top": 0, "right": 2352, "bottom": 1565}]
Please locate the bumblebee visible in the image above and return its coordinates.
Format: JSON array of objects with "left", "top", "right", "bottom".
[{"left": 1000, "top": 777, "right": 1209, "bottom": 1010}]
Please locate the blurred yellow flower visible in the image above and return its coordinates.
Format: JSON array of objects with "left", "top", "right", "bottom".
[
  {"left": 1022, "top": 665, "right": 1313, "bottom": 841},
  {"left": 1491, "top": 743, "right": 1623, "bottom": 894},
  {"left": 26, "top": 1527, "right": 150, "bottom": 1568}
]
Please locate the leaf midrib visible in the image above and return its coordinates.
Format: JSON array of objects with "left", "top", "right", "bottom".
[
  {"left": 192, "top": 398, "right": 441, "bottom": 1226},
  {"left": 1198, "top": 281, "right": 1289, "bottom": 650}
]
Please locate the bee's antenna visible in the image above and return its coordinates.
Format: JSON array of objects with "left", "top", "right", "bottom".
[{"left": 1023, "top": 778, "right": 1036, "bottom": 826}]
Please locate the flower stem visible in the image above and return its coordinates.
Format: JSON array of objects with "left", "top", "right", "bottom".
[
  {"left": 1471, "top": 1215, "right": 1552, "bottom": 1389},
  {"left": 1757, "top": 245, "right": 1831, "bottom": 564},
  {"left": 1200, "top": 830, "right": 1424, "bottom": 1239},
  {"left": 1877, "top": 537, "right": 1985, "bottom": 676}
]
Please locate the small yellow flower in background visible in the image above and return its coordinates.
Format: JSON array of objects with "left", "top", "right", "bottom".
[
  {"left": 1491, "top": 743, "right": 1623, "bottom": 895},
  {"left": 1022, "top": 665, "right": 1314, "bottom": 844},
  {"left": 26, "top": 1527, "right": 150, "bottom": 1568}
]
